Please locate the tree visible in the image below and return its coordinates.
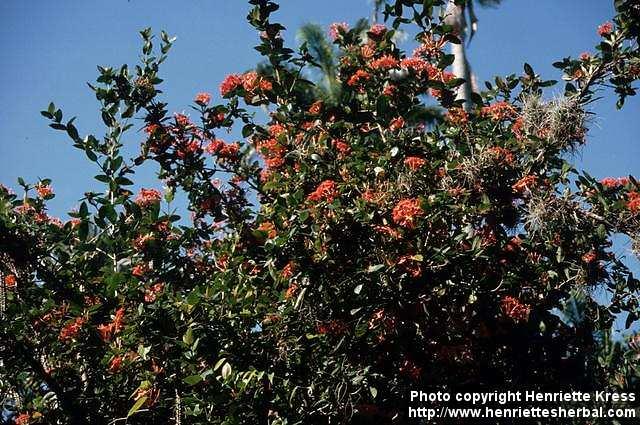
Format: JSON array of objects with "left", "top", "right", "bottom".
[{"left": 1, "top": 0, "right": 640, "bottom": 424}]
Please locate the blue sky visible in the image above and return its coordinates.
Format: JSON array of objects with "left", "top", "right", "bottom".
[{"left": 1, "top": 0, "right": 638, "bottom": 275}]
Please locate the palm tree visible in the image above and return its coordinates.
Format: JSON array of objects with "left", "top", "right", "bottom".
[{"left": 296, "top": 23, "right": 342, "bottom": 104}]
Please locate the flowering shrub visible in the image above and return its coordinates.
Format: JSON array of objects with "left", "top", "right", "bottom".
[{"left": 1, "top": 1, "right": 640, "bottom": 424}]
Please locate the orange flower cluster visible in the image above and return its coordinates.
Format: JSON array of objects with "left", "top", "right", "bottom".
[
  {"left": 14, "top": 413, "right": 30, "bottom": 425},
  {"left": 487, "top": 146, "right": 515, "bottom": 165},
  {"left": 285, "top": 283, "right": 298, "bottom": 299},
  {"left": 628, "top": 192, "right": 640, "bottom": 213},
  {"left": 581, "top": 251, "right": 597, "bottom": 264},
  {"left": 108, "top": 356, "right": 123, "bottom": 373},
  {"left": 511, "top": 117, "right": 524, "bottom": 140},
  {"left": 97, "top": 307, "right": 126, "bottom": 342},
  {"left": 347, "top": 69, "right": 371, "bottom": 87},
  {"left": 134, "top": 188, "right": 162, "bottom": 207},
  {"left": 369, "top": 54, "right": 398, "bottom": 70},
  {"left": 35, "top": 183, "right": 53, "bottom": 198},
  {"left": 317, "top": 320, "right": 348, "bottom": 336},
  {"left": 144, "top": 282, "right": 165, "bottom": 303},
  {"left": 404, "top": 156, "right": 426, "bottom": 170},
  {"left": 598, "top": 21, "right": 613, "bottom": 36},
  {"left": 392, "top": 198, "right": 423, "bottom": 229},
  {"left": 600, "top": 177, "right": 629, "bottom": 188},
  {"left": 256, "top": 135, "right": 286, "bottom": 171},
  {"left": 500, "top": 296, "right": 531, "bottom": 322},
  {"left": 3, "top": 273, "right": 17, "bottom": 288},
  {"left": 400, "top": 57, "right": 429, "bottom": 74},
  {"left": 307, "top": 180, "right": 339, "bottom": 203},
  {"left": 512, "top": 175, "right": 538, "bottom": 194},
  {"left": 257, "top": 221, "right": 277, "bottom": 239},
  {"left": 241, "top": 71, "right": 273, "bottom": 93},
  {"left": 332, "top": 138, "right": 351, "bottom": 155},
  {"left": 219, "top": 74, "right": 243, "bottom": 97},
  {"left": 281, "top": 262, "right": 295, "bottom": 279},
  {"left": 413, "top": 33, "right": 447, "bottom": 58},
  {"left": 59, "top": 316, "right": 86, "bottom": 341},
  {"left": 132, "top": 263, "right": 149, "bottom": 278},
  {"left": 194, "top": 92, "right": 211, "bottom": 106},
  {"left": 445, "top": 107, "right": 468, "bottom": 127},
  {"left": 389, "top": 117, "right": 405, "bottom": 131},
  {"left": 482, "top": 101, "right": 518, "bottom": 121},
  {"left": 308, "top": 100, "right": 323, "bottom": 115}
]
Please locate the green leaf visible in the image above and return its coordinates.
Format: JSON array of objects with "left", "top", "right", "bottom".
[
  {"left": 183, "top": 327, "right": 194, "bottom": 346},
  {"left": 183, "top": 375, "right": 203, "bottom": 386},
  {"left": 127, "top": 397, "right": 147, "bottom": 417},
  {"left": 524, "top": 62, "right": 534, "bottom": 77},
  {"left": 367, "top": 264, "right": 384, "bottom": 273},
  {"left": 214, "top": 358, "right": 227, "bottom": 371},
  {"left": 221, "top": 362, "right": 232, "bottom": 380}
]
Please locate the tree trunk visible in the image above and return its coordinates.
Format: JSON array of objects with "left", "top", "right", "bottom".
[{"left": 445, "top": 1, "right": 474, "bottom": 111}]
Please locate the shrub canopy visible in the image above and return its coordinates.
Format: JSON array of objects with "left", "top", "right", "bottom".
[{"left": 1, "top": 1, "right": 640, "bottom": 424}]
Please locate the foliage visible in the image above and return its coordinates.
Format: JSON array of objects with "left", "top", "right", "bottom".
[{"left": 1, "top": 1, "right": 640, "bottom": 424}]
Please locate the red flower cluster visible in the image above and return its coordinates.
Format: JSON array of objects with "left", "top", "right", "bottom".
[
  {"left": 347, "top": 69, "right": 371, "bottom": 87},
  {"left": 600, "top": 177, "right": 629, "bottom": 188},
  {"left": 368, "top": 24, "right": 387, "bottom": 38},
  {"left": 108, "top": 356, "right": 123, "bottom": 373},
  {"left": 285, "top": 283, "right": 298, "bottom": 299},
  {"left": 482, "top": 101, "right": 518, "bottom": 121},
  {"left": 220, "top": 74, "right": 243, "bottom": 97},
  {"left": 281, "top": 262, "right": 295, "bottom": 279},
  {"left": 257, "top": 221, "right": 277, "bottom": 239},
  {"left": 512, "top": 175, "right": 538, "bottom": 194},
  {"left": 400, "top": 57, "right": 429, "bottom": 74},
  {"left": 487, "top": 146, "right": 515, "bottom": 165},
  {"left": 332, "top": 138, "right": 351, "bottom": 155},
  {"left": 369, "top": 55, "right": 398, "bottom": 70},
  {"left": 3, "top": 273, "right": 17, "bottom": 288},
  {"left": 59, "top": 316, "right": 86, "bottom": 341},
  {"left": 581, "top": 251, "right": 597, "bottom": 264},
  {"left": 134, "top": 188, "right": 162, "bottom": 207},
  {"left": 597, "top": 21, "right": 614, "bottom": 36},
  {"left": 413, "top": 33, "right": 447, "bottom": 58},
  {"left": 500, "top": 296, "right": 531, "bottom": 323},
  {"left": 144, "top": 282, "right": 165, "bottom": 303},
  {"left": 308, "top": 100, "right": 323, "bottom": 115},
  {"left": 35, "top": 183, "right": 53, "bottom": 198},
  {"left": 256, "top": 137, "right": 286, "bottom": 171},
  {"left": 404, "top": 156, "right": 426, "bottom": 170},
  {"left": 628, "top": 192, "right": 640, "bottom": 213},
  {"left": 317, "top": 320, "right": 348, "bottom": 336},
  {"left": 389, "top": 117, "right": 405, "bottom": 131},
  {"left": 392, "top": 198, "right": 423, "bottom": 229},
  {"left": 14, "top": 413, "right": 30, "bottom": 425},
  {"left": 194, "top": 92, "right": 211, "bottom": 106},
  {"left": 445, "top": 107, "right": 468, "bottom": 127},
  {"left": 307, "top": 180, "right": 339, "bottom": 203},
  {"left": 97, "top": 307, "right": 126, "bottom": 342},
  {"left": 241, "top": 71, "right": 272, "bottom": 94}
]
